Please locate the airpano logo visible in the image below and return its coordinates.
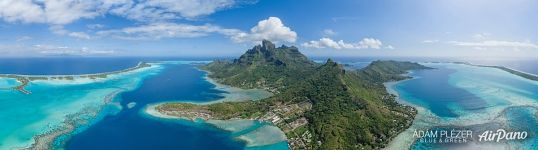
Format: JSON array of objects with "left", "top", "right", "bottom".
[
  {"left": 413, "top": 128, "right": 528, "bottom": 144},
  {"left": 478, "top": 129, "right": 528, "bottom": 142}
]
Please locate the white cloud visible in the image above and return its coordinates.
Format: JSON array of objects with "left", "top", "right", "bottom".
[
  {"left": 0, "top": 0, "right": 245, "bottom": 25},
  {"left": 0, "top": 0, "right": 251, "bottom": 39},
  {"left": 97, "top": 17, "right": 297, "bottom": 43},
  {"left": 230, "top": 17, "right": 297, "bottom": 43},
  {"left": 449, "top": 40, "right": 538, "bottom": 49},
  {"left": 302, "top": 37, "right": 388, "bottom": 50},
  {"left": 0, "top": 0, "right": 45, "bottom": 23},
  {"left": 123, "top": 0, "right": 236, "bottom": 20},
  {"left": 301, "top": 38, "right": 341, "bottom": 49},
  {"left": 43, "top": 0, "right": 104, "bottom": 25},
  {"left": 0, "top": 0, "right": 107, "bottom": 25},
  {"left": 357, "top": 38, "right": 383, "bottom": 49}
]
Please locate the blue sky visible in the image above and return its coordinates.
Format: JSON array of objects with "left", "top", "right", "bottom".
[{"left": 0, "top": 0, "right": 537, "bottom": 59}]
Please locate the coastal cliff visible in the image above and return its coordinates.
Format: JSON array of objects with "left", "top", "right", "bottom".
[{"left": 156, "top": 40, "right": 430, "bottom": 150}]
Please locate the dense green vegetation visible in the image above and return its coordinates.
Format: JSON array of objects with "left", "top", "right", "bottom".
[
  {"left": 161, "top": 40, "right": 430, "bottom": 149},
  {"left": 202, "top": 40, "right": 316, "bottom": 91}
]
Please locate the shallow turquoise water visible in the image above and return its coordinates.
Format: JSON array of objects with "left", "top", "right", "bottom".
[
  {"left": 64, "top": 63, "right": 286, "bottom": 150},
  {"left": 0, "top": 62, "right": 288, "bottom": 150},
  {"left": 391, "top": 63, "right": 538, "bottom": 149},
  {"left": 0, "top": 78, "right": 17, "bottom": 89},
  {"left": 0, "top": 66, "right": 158, "bottom": 149}
]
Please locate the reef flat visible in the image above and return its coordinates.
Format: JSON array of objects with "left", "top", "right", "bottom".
[
  {"left": 0, "top": 62, "right": 161, "bottom": 150},
  {"left": 385, "top": 63, "right": 538, "bottom": 150},
  {"left": 479, "top": 65, "right": 538, "bottom": 81},
  {"left": 0, "top": 62, "right": 151, "bottom": 95}
]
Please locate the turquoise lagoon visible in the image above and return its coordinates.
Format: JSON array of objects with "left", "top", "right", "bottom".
[
  {"left": 0, "top": 63, "right": 161, "bottom": 149},
  {"left": 385, "top": 63, "right": 538, "bottom": 150},
  {"left": 0, "top": 78, "right": 17, "bottom": 89},
  {"left": 0, "top": 62, "right": 287, "bottom": 150}
]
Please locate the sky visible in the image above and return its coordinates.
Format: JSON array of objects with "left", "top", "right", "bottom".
[{"left": 0, "top": 0, "right": 537, "bottom": 59}]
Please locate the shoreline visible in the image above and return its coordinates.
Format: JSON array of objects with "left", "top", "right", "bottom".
[
  {"left": 200, "top": 72, "right": 273, "bottom": 104},
  {"left": 383, "top": 72, "right": 432, "bottom": 150},
  {"left": 0, "top": 62, "right": 152, "bottom": 95},
  {"left": 143, "top": 104, "right": 287, "bottom": 148},
  {"left": 383, "top": 79, "right": 422, "bottom": 150},
  {"left": 152, "top": 68, "right": 273, "bottom": 106},
  {"left": 143, "top": 69, "right": 286, "bottom": 148},
  {"left": 5, "top": 62, "right": 163, "bottom": 150}
]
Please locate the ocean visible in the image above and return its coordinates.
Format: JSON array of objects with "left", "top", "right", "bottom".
[
  {"left": 386, "top": 63, "right": 538, "bottom": 149},
  {"left": 2, "top": 57, "right": 537, "bottom": 150},
  {"left": 0, "top": 58, "right": 287, "bottom": 150},
  {"left": 65, "top": 63, "right": 246, "bottom": 150}
]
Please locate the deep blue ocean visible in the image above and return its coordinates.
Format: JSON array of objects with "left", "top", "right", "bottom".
[{"left": 64, "top": 63, "right": 246, "bottom": 150}]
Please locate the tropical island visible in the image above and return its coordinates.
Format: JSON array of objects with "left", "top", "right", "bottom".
[{"left": 151, "top": 40, "right": 431, "bottom": 149}]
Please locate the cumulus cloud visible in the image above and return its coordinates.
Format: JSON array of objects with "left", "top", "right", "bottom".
[
  {"left": 301, "top": 38, "right": 342, "bottom": 49},
  {"left": 1, "top": 1, "right": 298, "bottom": 43},
  {"left": 449, "top": 40, "right": 538, "bottom": 49},
  {"left": 0, "top": 0, "right": 106, "bottom": 25},
  {"left": 302, "top": 37, "right": 388, "bottom": 49},
  {"left": 358, "top": 38, "right": 383, "bottom": 49},
  {"left": 229, "top": 17, "right": 297, "bottom": 43},
  {"left": 96, "top": 17, "right": 297, "bottom": 43},
  {"left": 0, "top": 0, "right": 45, "bottom": 23}
]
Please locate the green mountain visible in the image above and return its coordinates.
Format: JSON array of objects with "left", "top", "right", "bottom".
[
  {"left": 202, "top": 40, "right": 316, "bottom": 91},
  {"left": 162, "top": 40, "right": 430, "bottom": 149}
]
